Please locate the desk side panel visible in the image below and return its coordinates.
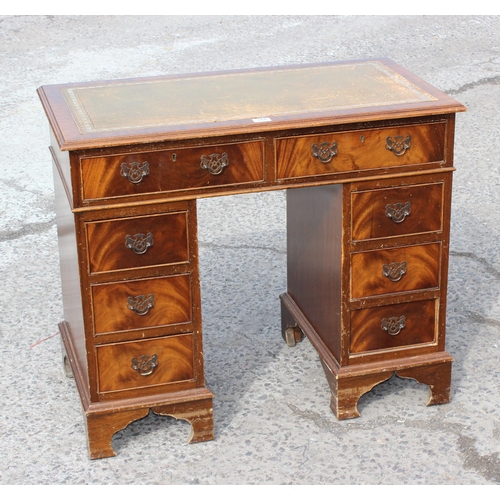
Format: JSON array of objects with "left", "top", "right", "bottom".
[
  {"left": 286, "top": 185, "right": 344, "bottom": 361},
  {"left": 52, "top": 147, "right": 90, "bottom": 401}
]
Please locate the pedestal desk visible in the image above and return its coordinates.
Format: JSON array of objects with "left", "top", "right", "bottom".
[{"left": 38, "top": 58, "right": 466, "bottom": 459}]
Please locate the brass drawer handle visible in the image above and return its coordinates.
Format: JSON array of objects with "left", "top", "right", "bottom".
[
  {"left": 386, "top": 201, "right": 411, "bottom": 223},
  {"left": 127, "top": 294, "right": 155, "bottom": 315},
  {"left": 131, "top": 354, "right": 158, "bottom": 376},
  {"left": 120, "top": 161, "right": 150, "bottom": 184},
  {"left": 311, "top": 142, "right": 338, "bottom": 163},
  {"left": 125, "top": 232, "right": 154, "bottom": 255},
  {"left": 382, "top": 261, "right": 407, "bottom": 282},
  {"left": 200, "top": 152, "right": 229, "bottom": 175},
  {"left": 386, "top": 134, "right": 411, "bottom": 156},
  {"left": 381, "top": 315, "right": 406, "bottom": 336}
]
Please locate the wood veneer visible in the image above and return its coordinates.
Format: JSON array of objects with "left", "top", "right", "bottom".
[
  {"left": 80, "top": 140, "right": 265, "bottom": 201},
  {"left": 39, "top": 58, "right": 465, "bottom": 459},
  {"left": 275, "top": 121, "right": 446, "bottom": 179}
]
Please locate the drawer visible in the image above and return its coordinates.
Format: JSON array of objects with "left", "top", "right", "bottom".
[
  {"left": 351, "top": 182, "right": 444, "bottom": 242},
  {"left": 350, "top": 299, "right": 436, "bottom": 354},
  {"left": 351, "top": 243, "right": 440, "bottom": 300},
  {"left": 86, "top": 211, "right": 189, "bottom": 274},
  {"left": 80, "top": 140, "right": 265, "bottom": 201},
  {"left": 92, "top": 274, "right": 192, "bottom": 335},
  {"left": 276, "top": 122, "right": 446, "bottom": 179},
  {"left": 96, "top": 333, "right": 195, "bottom": 394}
]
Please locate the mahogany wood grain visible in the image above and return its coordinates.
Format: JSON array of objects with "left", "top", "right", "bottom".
[
  {"left": 96, "top": 334, "right": 195, "bottom": 394},
  {"left": 321, "top": 359, "right": 393, "bottom": 419},
  {"left": 86, "top": 408, "right": 150, "bottom": 459},
  {"left": 275, "top": 121, "right": 446, "bottom": 180},
  {"left": 350, "top": 242, "right": 441, "bottom": 299},
  {"left": 349, "top": 299, "right": 436, "bottom": 354},
  {"left": 85, "top": 390, "right": 214, "bottom": 458},
  {"left": 152, "top": 398, "right": 214, "bottom": 444},
  {"left": 39, "top": 59, "right": 465, "bottom": 458},
  {"left": 80, "top": 140, "right": 265, "bottom": 201},
  {"left": 320, "top": 352, "right": 453, "bottom": 420},
  {"left": 396, "top": 360, "right": 452, "bottom": 405},
  {"left": 351, "top": 181, "right": 444, "bottom": 241},
  {"left": 91, "top": 274, "right": 192, "bottom": 335},
  {"left": 52, "top": 150, "right": 89, "bottom": 393},
  {"left": 286, "top": 184, "right": 344, "bottom": 360},
  {"left": 86, "top": 211, "right": 189, "bottom": 274}
]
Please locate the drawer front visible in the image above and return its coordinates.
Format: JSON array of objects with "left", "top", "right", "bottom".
[
  {"left": 350, "top": 300, "right": 436, "bottom": 354},
  {"left": 276, "top": 122, "right": 446, "bottom": 179},
  {"left": 351, "top": 182, "right": 444, "bottom": 242},
  {"left": 81, "top": 140, "right": 265, "bottom": 201},
  {"left": 86, "top": 211, "right": 189, "bottom": 274},
  {"left": 351, "top": 243, "right": 440, "bottom": 299},
  {"left": 92, "top": 274, "right": 192, "bottom": 335},
  {"left": 96, "top": 333, "right": 195, "bottom": 393}
]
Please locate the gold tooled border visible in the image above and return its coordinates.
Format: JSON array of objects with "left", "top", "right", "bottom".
[{"left": 62, "top": 61, "right": 437, "bottom": 135}]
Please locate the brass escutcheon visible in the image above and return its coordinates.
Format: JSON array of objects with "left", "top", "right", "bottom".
[
  {"left": 385, "top": 201, "right": 412, "bottom": 223},
  {"left": 386, "top": 134, "right": 411, "bottom": 156},
  {"left": 381, "top": 315, "right": 406, "bottom": 336},
  {"left": 131, "top": 354, "right": 158, "bottom": 376},
  {"left": 311, "top": 142, "right": 338, "bottom": 163},
  {"left": 125, "top": 232, "right": 154, "bottom": 255},
  {"left": 127, "top": 294, "right": 155, "bottom": 315},
  {"left": 200, "top": 152, "right": 229, "bottom": 175},
  {"left": 382, "top": 261, "right": 407, "bottom": 282},
  {"left": 120, "top": 161, "right": 150, "bottom": 184}
]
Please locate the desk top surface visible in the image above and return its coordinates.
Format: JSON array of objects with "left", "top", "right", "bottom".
[{"left": 38, "top": 58, "right": 466, "bottom": 150}]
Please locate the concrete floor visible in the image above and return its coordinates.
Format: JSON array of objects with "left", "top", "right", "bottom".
[{"left": 0, "top": 15, "right": 499, "bottom": 485}]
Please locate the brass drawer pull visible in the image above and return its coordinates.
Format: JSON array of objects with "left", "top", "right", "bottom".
[
  {"left": 125, "top": 232, "right": 154, "bottom": 255},
  {"left": 385, "top": 201, "right": 412, "bottom": 223},
  {"left": 382, "top": 261, "right": 407, "bottom": 282},
  {"left": 311, "top": 142, "right": 338, "bottom": 163},
  {"left": 131, "top": 354, "right": 158, "bottom": 376},
  {"left": 200, "top": 152, "right": 229, "bottom": 175},
  {"left": 120, "top": 161, "right": 150, "bottom": 184},
  {"left": 386, "top": 134, "right": 411, "bottom": 156},
  {"left": 381, "top": 315, "right": 406, "bottom": 336},
  {"left": 127, "top": 294, "right": 155, "bottom": 315}
]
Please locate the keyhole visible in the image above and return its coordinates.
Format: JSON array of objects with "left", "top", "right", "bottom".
[
  {"left": 172, "top": 153, "right": 177, "bottom": 162},
  {"left": 360, "top": 135, "right": 365, "bottom": 143}
]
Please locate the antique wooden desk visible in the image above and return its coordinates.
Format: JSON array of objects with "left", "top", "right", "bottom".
[{"left": 38, "top": 58, "right": 466, "bottom": 459}]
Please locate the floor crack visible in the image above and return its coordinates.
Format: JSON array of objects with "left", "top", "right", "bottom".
[
  {"left": 199, "top": 242, "right": 286, "bottom": 255},
  {"left": 463, "top": 310, "right": 500, "bottom": 329},
  {"left": 450, "top": 250, "right": 500, "bottom": 279},
  {"left": 0, "top": 219, "right": 56, "bottom": 242},
  {"left": 445, "top": 74, "right": 500, "bottom": 95},
  {"left": 288, "top": 399, "right": 500, "bottom": 482},
  {"left": 458, "top": 435, "right": 500, "bottom": 483}
]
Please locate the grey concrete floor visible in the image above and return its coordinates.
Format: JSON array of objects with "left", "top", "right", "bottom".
[{"left": 0, "top": 15, "right": 499, "bottom": 485}]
